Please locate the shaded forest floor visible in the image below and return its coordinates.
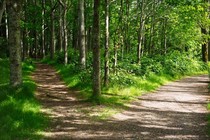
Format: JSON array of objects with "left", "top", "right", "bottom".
[{"left": 31, "top": 63, "right": 210, "bottom": 140}]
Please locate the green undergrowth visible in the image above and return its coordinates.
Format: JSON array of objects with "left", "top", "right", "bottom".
[
  {"left": 42, "top": 51, "right": 208, "bottom": 119},
  {"left": 0, "top": 59, "right": 48, "bottom": 140}
]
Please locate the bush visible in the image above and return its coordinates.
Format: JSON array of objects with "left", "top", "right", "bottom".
[
  {"left": 114, "top": 51, "right": 207, "bottom": 78},
  {"left": 163, "top": 51, "right": 207, "bottom": 76}
]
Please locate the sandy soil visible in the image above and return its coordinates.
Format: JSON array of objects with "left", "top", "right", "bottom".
[{"left": 31, "top": 63, "right": 210, "bottom": 140}]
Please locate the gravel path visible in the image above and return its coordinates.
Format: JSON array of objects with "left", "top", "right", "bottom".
[{"left": 32, "top": 63, "right": 210, "bottom": 140}]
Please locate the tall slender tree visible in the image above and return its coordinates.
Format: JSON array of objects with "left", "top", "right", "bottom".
[
  {"left": 92, "top": 0, "right": 101, "bottom": 100},
  {"left": 58, "top": 4, "right": 63, "bottom": 52},
  {"left": 50, "top": 0, "right": 56, "bottom": 59},
  {"left": 34, "top": 0, "right": 38, "bottom": 59},
  {"left": 79, "top": 0, "right": 86, "bottom": 69},
  {"left": 58, "top": 0, "right": 68, "bottom": 65},
  {"left": 41, "top": 0, "right": 46, "bottom": 58},
  {"left": 201, "top": 27, "right": 208, "bottom": 62},
  {"left": 7, "top": 0, "right": 23, "bottom": 87},
  {"left": 104, "top": 0, "right": 110, "bottom": 87},
  {"left": 201, "top": 0, "right": 209, "bottom": 62},
  {"left": 0, "top": 0, "right": 6, "bottom": 24},
  {"left": 137, "top": 0, "right": 145, "bottom": 64},
  {"left": 63, "top": 2, "right": 68, "bottom": 65}
]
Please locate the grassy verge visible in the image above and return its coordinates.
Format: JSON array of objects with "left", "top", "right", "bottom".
[
  {"left": 42, "top": 51, "right": 208, "bottom": 120},
  {"left": 0, "top": 59, "right": 47, "bottom": 140}
]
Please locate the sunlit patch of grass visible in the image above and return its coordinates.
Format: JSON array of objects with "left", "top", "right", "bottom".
[
  {"left": 77, "top": 105, "right": 122, "bottom": 120},
  {"left": 90, "top": 106, "right": 121, "bottom": 120},
  {"left": 0, "top": 59, "right": 48, "bottom": 139}
]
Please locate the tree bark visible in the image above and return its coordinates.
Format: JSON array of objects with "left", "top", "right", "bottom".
[
  {"left": 50, "top": 0, "right": 55, "bottom": 59},
  {"left": 58, "top": 4, "right": 63, "bottom": 52},
  {"left": 0, "top": 0, "right": 6, "bottom": 24},
  {"left": 58, "top": 0, "right": 68, "bottom": 65},
  {"left": 34, "top": 0, "right": 38, "bottom": 59},
  {"left": 63, "top": 3, "right": 68, "bottom": 65},
  {"left": 79, "top": 0, "right": 86, "bottom": 69},
  {"left": 22, "top": 0, "right": 27, "bottom": 61},
  {"left": 92, "top": 0, "right": 101, "bottom": 100},
  {"left": 201, "top": 28, "right": 208, "bottom": 62},
  {"left": 104, "top": 0, "right": 109, "bottom": 87},
  {"left": 7, "top": 0, "right": 23, "bottom": 88},
  {"left": 41, "top": 0, "right": 45, "bottom": 58},
  {"left": 162, "top": 17, "right": 167, "bottom": 54},
  {"left": 137, "top": 0, "right": 145, "bottom": 64}
]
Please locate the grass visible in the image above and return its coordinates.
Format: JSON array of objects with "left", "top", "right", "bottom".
[
  {"left": 0, "top": 59, "right": 48, "bottom": 140},
  {"left": 42, "top": 54, "right": 208, "bottom": 120}
]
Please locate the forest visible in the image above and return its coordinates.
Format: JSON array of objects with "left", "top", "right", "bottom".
[{"left": 0, "top": 0, "right": 210, "bottom": 139}]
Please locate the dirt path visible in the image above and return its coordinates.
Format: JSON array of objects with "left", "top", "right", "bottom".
[{"left": 32, "top": 63, "right": 210, "bottom": 140}]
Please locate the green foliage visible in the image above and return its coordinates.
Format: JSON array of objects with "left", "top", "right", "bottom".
[
  {"left": 0, "top": 59, "right": 47, "bottom": 139},
  {"left": 0, "top": 59, "right": 9, "bottom": 85},
  {"left": 163, "top": 51, "right": 207, "bottom": 76},
  {"left": 43, "top": 50, "right": 207, "bottom": 109},
  {"left": 0, "top": 37, "right": 8, "bottom": 58}
]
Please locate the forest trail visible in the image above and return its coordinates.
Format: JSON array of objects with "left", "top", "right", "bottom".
[{"left": 31, "top": 63, "right": 210, "bottom": 140}]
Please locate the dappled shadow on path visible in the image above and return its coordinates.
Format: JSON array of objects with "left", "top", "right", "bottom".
[{"left": 32, "top": 64, "right": 210, "bottom": 140}]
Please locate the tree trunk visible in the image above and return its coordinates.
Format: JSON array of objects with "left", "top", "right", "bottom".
[
  {"left": 22, "top": 21, "right": 27, "bottom": 60},
  {"left": 7, "top": 0, "right": 23, "bottom": 88},
  {"left": 58, "top": 4, "right": 63, "bottom": 52},
  {"left": 124, "top": 0, "right": 130, "bottom": 53},
  {"left": 22, "top": 0, "right": 27, "bottom": 61},
  {"left": 79, "top": 0, "right": 86, "bottom": 69},
  {"left": 41, "top": 0, "right": 46, "bottom": 58},
  {"left": 137, "top": 0, "right": 145, "bottom": 64},
  {"left": 104, "top": 0, "right": 109, "bottom": 87},
  {"left": 50, "top": 0, "right": 55, "bottom": 59},
  {"left": 148, "top": 0, "right": 155, "bottom": 55},
  {"left": 162, "top": 17, "right": 167, "bottom": 54},
  {"left": 92, "top": 0, "right": 101, "bottom": 100},
  {"left": 58, "top": 0, "right": 68, "bottom": 65},
  {"left": 113, "top": 34, "right": 118, "bottom": 74},
  {"left": 63, "top": 3, "right": 68, "bottom": 65},
  {"left": 120, "top": 0, "right": 124, "bottom": 60},
  {"left": 0, "top": 0, "right": 6, "bottom": 24},
  {"left": 5, "top": 7, "right": 8, "bottom": 40},
  {"left": 201, "top": 28, "right": 208, "bottom": 62}
]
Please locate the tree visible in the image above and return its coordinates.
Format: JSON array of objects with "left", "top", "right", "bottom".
[
  {"left": 104, "top": 0, "right": 110, "bottom": 87},
  {"left": 92, "top": 0, "right": 101, "bottom": 100},
  {"left": 0, "top": 0, "right": 6, "bottom": 24},
  {"left": 7, "top": 0, "right": 23, "bottom": 87},
  {"left": 201, "top": 0, "right": 209, "bottom": 62},
  {"left": 58, "top": 0, "right": 68, "bottom": 65},
  {"left": 41, "top": 0, "right": 46, "bottom": 58},
  {"left": 50, "top": 0, "right": 56, "bottom": 59},
  {"left": 201, "top": 27, "right": 208, "bottom": 62},
  {"left": 79, "top": 0, "right": 86, "bottom": 69},
  {"left": 63, "top": 1, "right": 68, "bottom": 65},
  {"left": 34, "top": 0, "right": 38, "bottom": 59},
  {"left": 137, "top": 0, "right": 145, "bottom": 64}
]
